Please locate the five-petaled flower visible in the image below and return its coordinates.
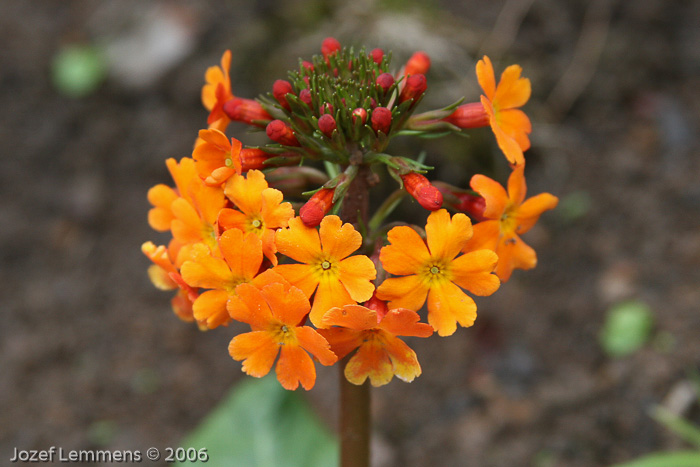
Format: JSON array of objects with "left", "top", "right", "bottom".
[
  {"left": 463, "top": 164, "right": 558, "bottom": 282},
  {"left": 274, "top": 216, "right": 376, "bottom": 327},
  {"left": 228, "top": 279, "right": 338, "bottom": 390},
  {"left": 477, "top": 55, "right": 532, "bottom": 166},
  {"left": 320, "top": 304, "right": 433, "bottom": 387},
  {"left": 376, "top": 209, "right": 500, "bottom": 336},
  {"left": 192, "top": 128, "right": 243, "bottom": 186}
]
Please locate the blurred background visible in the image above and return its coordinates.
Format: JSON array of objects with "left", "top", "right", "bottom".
[{"left": 2, "top": 0, "right": 699, "bottom": 466}]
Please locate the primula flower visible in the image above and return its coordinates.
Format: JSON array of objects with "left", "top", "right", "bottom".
[
  {"left": 180, "top": 229, "right": 264, "bottom": 328},
  {"left": 201, "top": 50, "right": 234, "bottom": 131},
  {"left": 463, "top": 164, "right": 558, "bottom": 282},
  {"left": 274, "top": 216, "right": 376, "bottom": 327},
  {"left": 147, "top": 157, "right": 199, "bottom": 232},
  {"left": 376, "top": 209, "right": 500, "bottom": 336},
  {"left": 319, "top": 304, "right": 433, "bottom": 387},
  {"left": 477, "top": 55, "right": 532, "bottom": 166},
  {"left": 228, "top": 280, "right": 337, "bottom": 390},
  {"left": 218, "top": 170, "right": 294, "bottom": 266},
  {"left": 192, "top": 128, "right": 243, "bottom": 186}
]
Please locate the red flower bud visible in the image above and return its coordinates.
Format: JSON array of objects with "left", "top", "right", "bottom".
[
  {"left": 376, "top": 72, "right": 395, "bottom": 93},
  {"left": 364, "top": 293, "right": 389, "bottom": 323},
  {"left": 299, "top": 89, "right": 312, "bottom": 107},
  {"left": 302, "top": 61, "right": 314, "bottom": 73},
  {"left": 239, "top": 148, "right": 273, "bottom": 172},
  {"left": 401, "top": 172, "right": 443, "bottom": 211},
  {"left": 371, "top": 48, "right": 384, "bottom": 64},
  {"left": 405, "top": 51, "right": 431, "bottom": 76},
  {"left": 321, "top": 37, "right": 341, "bottom": 58},
  {"left": 223, "top": 98, "right": 272, "bottom": 128},
  {"left": 318, "top": 114, "right": 337, "bottom": 137},
  {"left": 320, "top": 102, "right": 334, "bottom": 115},
  {"left": 371, "top": 107, "right": 392, "bottom": 134},
  {"left": 399, "top": 73, "right": 427, "bottom": 104},
  {"left": 453, "top": 191, "right": 487, "bottom": 221},
  {"left": 272, "top": 79, "right": 294, "bottom": 110},
  {"left": 352, "top": 108, "right": 367, "bottom": 125},
  {"left": 266, "top": 120, "right": 300, "bottom": 146},
  {"left": 300, "top": 188, "right": 335, "bottom": 227},
  {"left": 442, "top": 102, "right": 489, "bottom": 129}
]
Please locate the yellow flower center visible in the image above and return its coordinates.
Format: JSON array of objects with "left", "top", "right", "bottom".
[
  {"left": 321, "top": 261, "right": 331, "bottom": 270},
  {"left": 419, "top": 260, "right": 451, "bottom": 286},
  {"left": 499, "top": 204, "right": 519, "bottom": 235},
  {"left": 248, "top": 217, "right": 265, "bottom": 234},
  {"left": 271, "top": 323, "right": 298, "bottom": 346},
  {"left": 312, "top": 256, "right": 340, "bottom": 282},
  {"left": 225, "top": 157, "right": 233, "bottom": 167},
  {"left": 252, "top": 219, "right": 262, "bottom": 228}
]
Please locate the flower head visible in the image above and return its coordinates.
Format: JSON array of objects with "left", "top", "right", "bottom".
[
  {"left": 274, "top": 216, "right": 376, "bottom": 327},
  {"left": 320, "top": 304, "right": 433, "bottom": 386},
  {"left": 464, "top": 164, "right": 558, "bottom": 281},
  {"left": 192, "top": 128, "right": 243, "bottom": 186},
  {"left": 376, "top": 209, "right": 500, "bottom": 336},
  {"left": 228, "top": 280, "right": 337, "bottom": 390},
  {"left": 477, "top": 55, "right": 532, "bottom": 166},
  {"left": 202, "top": 50, "right": 234, "bottom": 128}
]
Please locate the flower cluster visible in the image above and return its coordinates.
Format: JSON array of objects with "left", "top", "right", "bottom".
[{"left": 143, "top": 39, "right": 557, "bottom": 390}]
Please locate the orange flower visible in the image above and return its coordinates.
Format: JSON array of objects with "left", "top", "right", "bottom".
[
  {"left": 218, "top": 170, "right": 294, "bottom": 266},
  {"left": 319, "top": 304, "right": 433, "bottom": 386},
  {"left": 192, "top": 128, "right": 243, "bottom": 186},
  {"left": 464, "top": 164, "right": 558, "bottom": 282},
  {"left": 228, "top": 280, "right": 337, "bottom": 390},
  {"left": 180, "top": 229, "right": 263, "bottom": 328},
  {"left": 202, "top": 50, "right": 233, "bottom": 124},
  {"left": 147, "top": 157, "right": 199, "bottom": 232},
  {"left": 376, "top": 209, "right": 500, "bottom": 336},
  {"left": 274, "top": 216, "right": 376, "bottom": 327},
  {"left": 477, "top": 55, "right": 532, "bottom": 166}
]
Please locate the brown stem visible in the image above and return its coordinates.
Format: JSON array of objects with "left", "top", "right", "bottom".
[{"left": 338, "top": 163, "right": 372, "bottom": 467}]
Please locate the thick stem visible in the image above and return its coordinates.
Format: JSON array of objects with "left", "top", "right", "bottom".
[{"left": 338, "top": 163, "right": 371, "bottom": 467}]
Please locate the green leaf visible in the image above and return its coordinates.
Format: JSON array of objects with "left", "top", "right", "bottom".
[
  {"left": 612, "top": 451, "right": 700, "bottom": 467},
  {"left": 177, "top": 375, "right": 338, "bottom": 467},
  {"left": 651, "top": 406, "right": 700, "bottom": 449},
  {"left": 51, "top": 44, "right": 106, "bottom": 98},
  {"left": 600, "top": 300, "right": 654, "bottom": 357}
]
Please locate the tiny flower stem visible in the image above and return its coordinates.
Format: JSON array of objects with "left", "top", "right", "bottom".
[
  {"left": 368, "top": 188, "right": 406, "bottom": 234},
  {"left": 324, "top": 160, "right": 341, "bottom": 179}
]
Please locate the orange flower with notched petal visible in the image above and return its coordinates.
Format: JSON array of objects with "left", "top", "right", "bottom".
[
  {"left": 218, "top": 170, "right": 294, "bottom": 266},
  {"left": 319, "top": 304, "right": 433, "bottom": 387},
  {"left": 477, "top": 55, "right": 532, "bottom": 166},
  {"left": 201, "top": 50, "right": 234, "bottom": 128},
  {"left": 274, "top": 216, "right": 376, "bottom": 327},
  {"left": 180, "top": 229, "right": 263, "bottom": 328},
  {"left": 228, "top": 280, "right": 337, "bottom": 390},
  {"left": 464, "top": 164, "right": 558, "bottom": 282},
  {"left": 192, "top": 128, "right": 243, "bottom": 186},
  {"left": 376, "top": 209, "right": 500, "bottom": 337}
]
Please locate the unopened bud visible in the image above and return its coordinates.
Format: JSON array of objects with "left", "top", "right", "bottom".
[
  {"left": 401, "top": 172, "right": 443, "bottom": 211},
  {"left": 405, "top": 51, "right": 431, "bottom": 76},
  {"left": 223, "top": 98, "right": 272, "bottom": 128},
  {"left": 266, "top": 120, "right": 300, "bottom": 146},
  {"left": 320, "top": 102, "right": 334, "bottom": 115},
  {"left": 299, "top": 89, "right": 312, "bottom": 107},
  {"left": 442, "top": 103, "right": 489, "bottom": 129},
  {"left": 399, "top": 74, "right": 427, "bottom": 104},
  {"left": 272, "top": 80, "right": 294, "bottom": 110},
  {"left": 318, "top": 114, "right": 337, "bottom": 137},
  {"left": 300, "top": 188, "right": 335, "bottom": 227},
  {"left": 321, "top": 37, "right": 341, "bottom": 58},
  {"left": 352, "top": 108, "right": 367, "bottom": 125},
  {"left": 302, "top": 61, "right": 314, "bottom": 73},
  {"left": 371, "top": 48, "right": 384, "bottom": 64},
  {"left": 371, "top": 107, "right": 392, "bottom": 134},
  {"left": 453, "top": 192, "right": 487, "bottom": 221},
  {"left": 239, "top": 148, "right": 274, "bottom": 172},
  {"left": 376, "top": 73, "right": 395, "bottom": 93}
]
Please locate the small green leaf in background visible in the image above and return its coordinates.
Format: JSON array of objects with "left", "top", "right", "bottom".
[
  {"left": 612, "top": 450, "right": 700, "bottom": 467},
  {"left": 177, "top": 375, "right": 338, "bottom": 467},
  {"left": 52, "top": 44, "right": 106, "bottom": 98},
  {"left": 600, "top": 300, "right": 654, "bottom": 357},
  {"left": 557, "top": 190, "right": 592, "bottom": 223}
]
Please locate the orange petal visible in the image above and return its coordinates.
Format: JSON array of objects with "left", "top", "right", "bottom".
[
  {"left": 450, "top": 250, "right": 500, "bottom": 296},
  {"left": 507, "top": 164, "right": 527, "bottom": 206},
  {"left": 309, "top": 277, "right": 355, "bottom": 328},
  {"left": 275, "top": 217, "right": 322, "bottom": 264},
  {"left": 462, "top": 220, "right": 500, "bottom": 253},
  {"left": 260, "top": 282, "right": 310, "bottom": 326},
  {"left": 296, "top": 326, "right": 337, "bottom": 366},
  {"left": 194, "top": 183, "right": 227, "bottom": 226},
  {"left": 219, "top": 229, "right": 263, "bottom": 281},
  {"left": 319, "top": 215, "right": 362, "bottom": 261},
  {"left": 261, "top": 188, "right": 294, "bottom": 229},
  {"left": 379, "top": 308, "right": 433, "bottom": 338},
  {"left": 224, "top": 170, "right": 268, "bottom": 216},
  {"left": 180, "top": 243, "right": 232, "bottom": 290},
  {"left": 382, "top": 334, "right": 422, "bottom": 383},
  {"left": 317, "top": 327, "right": 364, "bottom": 360},
  {"left": 375, "top": 274, "right": 428, "bottom": 312},
  {"left": 166, "top": 157, "right": 198, "bottom": 202},
  {"left": 276, "top": 345, "right": 316, "bottom": 390},
  {"left": 379, "top": 226, "right": 430, "bottom": 276},
  {"left": 515, "top": 193, "right": 559, "bottom": 234},
  {"left": 260, "top": 229, "right": 279, "bottom": 266},
  {"left": 148, "top": 184, "right": 177, "bottom": 207},
  {"left": 229, "top": 331, "right": 279, "bottom": 378},
  {"left": 483, "top": 95, "right": 525, "bottom": 166},
  {"left": 338, "top": 255, "right": 376, "bottom": 302},
  {"left": 218, "top": 208, "right": 247, "bottom": 232},
  {"left": 345, "top": 339, "right": 393, "bottom": 386},
  {"left": 495, "top": 234, "right": 537, "bottom": 282},
  {"left": 426, "top": 209, "right": 473, "bottom": 261},
  {"left": 230, "top": 282, "right": 273, "bottom": 328},
  {"left": 322, "top": 304, "right": 377, "bottom": 331},
  {"left": 470, "top": 173, "right": 508, "bottom": 220},
  {"left": 272, "top": 263, "right": 318, "bottom": 299},
  {"left": 426, "top": 281, "right": 477, "bottom": 336},
  {"left": 476, "top": 56, "right": 496, "bottom": 101},
  {"left": 498, "top": 108, "right": 531, "bottom": 152},
  {"left": 170, "top": 198, "right": 203, "bottom": 245},
  {"left": 193, "top": 289, "right": 231, "bottom": 328},
  {"left": 493, "top": 64, "right": 531, "bottom": 110}
]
